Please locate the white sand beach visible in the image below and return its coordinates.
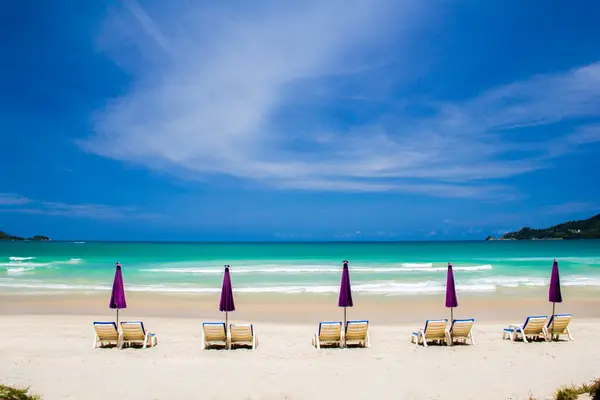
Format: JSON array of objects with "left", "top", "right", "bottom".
[{"left": 1, "top": 294, "right": 599, "bottom": 400}]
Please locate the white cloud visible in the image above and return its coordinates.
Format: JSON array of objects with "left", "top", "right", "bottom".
[
  {"left": 0, "top": 193, "right": 31, "bottom": 206},
  {"left": 83, "top": 1, "right": 600, "bottom": 197}
]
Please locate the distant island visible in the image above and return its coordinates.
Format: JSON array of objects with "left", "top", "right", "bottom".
[
  {"left": 486, "top": 213, "right": 600, "bottom": 240},
  {"left": 0, "top": 231, "right": 50, "bottom": 241}
]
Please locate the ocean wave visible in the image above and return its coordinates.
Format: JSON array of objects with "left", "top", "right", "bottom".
[
  {"left": 400, "top": 263, "right": 433, "bottom": 268},
  {"left": 2, "top": 258, "right": 81, "bottom": 270},
  {"left": 0, "top": 280, "right": 495, "bottom": 294},
  {"left": 2, "top": 274, "right": 600, "bottom": 294},
  {"left": 3, "top": 262, "right": 51, "bottom": 268},
  {"left": 9, "top": 257, "right": 36, "bottom": 261},
  {"left": 468, "top": 276, "right": 547, "bottom": 288},
  {"left": 5, "top": 267, "right": 36, "bottom": 274},
  {"left": 139, "top": 264, "right": 493, "bottom": 274},
  {"left": 484, "top": 256, "right": 600, "bottom": 264}
]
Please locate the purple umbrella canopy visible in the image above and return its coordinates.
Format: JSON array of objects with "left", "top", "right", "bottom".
[
  {"left": 219, "top": 265, "right": 235, "bottom": 310},
  {"left": 109, "top": 262, "right": 126, "bottom": 326},
  {"left": 338, "top": 260, "right": 353, "bottom": 308},
  {"left": 219, "top": 265, "right": 235, "bottom": 329},
  {"left": 445, "top": 263, "right": 458, "bottom": 309},
  {"left": 109, "top": 262, "right": 127, "bottom": 310},
  {"left": 549, "top": 259, "right": 563, "bottom": 304}
]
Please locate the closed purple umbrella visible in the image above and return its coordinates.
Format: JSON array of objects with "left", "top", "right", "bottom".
[
  {"left": 219, "top": 265, "right": 235, "bottom": 329},
  {"left": 338, "top": 260, "right": 353, "bottom": 344},
  {"left": 549, "top": 259, "right": 562, "bottom": 341},
  {"left": 445, "top": 263, "right": 458, "bottom": 323},
  {"left": 109, "top": 262, "right": 127, "bottom": 326}
]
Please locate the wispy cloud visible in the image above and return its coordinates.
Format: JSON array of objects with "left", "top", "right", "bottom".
[
  {"left": 0, "top": 193, "right": 31, "bottom": 206},
  {"left": 83, "top": 1, "right": 600, "bottom": 197},
  {"left": 0, "top": 194, "right": 156, "bottom": 220}
]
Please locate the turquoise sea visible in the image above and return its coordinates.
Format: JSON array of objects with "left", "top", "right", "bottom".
[{"left": 1, "top": 241, "right": 600, "bottom": 296}]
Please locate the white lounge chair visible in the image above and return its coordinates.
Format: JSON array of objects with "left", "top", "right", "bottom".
[
  {"left": 411, "top": 319, "right": 450, "bottom": 347},
  {"left": 312, "top": 322, "right": 342, "bottom": 349},
  {"left": 345, "top": 320, "right": 370, "bottom": 348},
  {"left": 545, "top": 314, "right": 574, "bottom": 341},
  {"left": 229, "top": 324, "right": 258, "bottom": 350},
  {"left": 503, "top": 316, "right": 548, "bottom": 343},
  {"left": 449, "top": 318, "right": 475, "bottom": 345},
  {"left": 202, "top": 322, "right": 228, "bottom": 349},
  {"left": 120, "top": 321, "right": 158, "bottom": 349},
  {"left": 93, "top": 322, "right": 120, "bottom": 349}
]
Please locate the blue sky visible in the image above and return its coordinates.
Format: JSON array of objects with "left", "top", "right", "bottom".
[{"left": 1, "top": 0, "right": 600, "bottom": 241}]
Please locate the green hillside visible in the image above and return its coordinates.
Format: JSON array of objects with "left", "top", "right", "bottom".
[
  {"left": 0, "top": 231, "right": 50, "bottom": 241},
  {"left": 499, "top": 214, "right": 600, "bottom": 240}
]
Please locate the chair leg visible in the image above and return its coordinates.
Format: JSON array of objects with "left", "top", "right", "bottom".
[
  {"left": 567, "top": 327, "right": 574, "bottom": 341},
  {"left": 470, "top": 330, "right": 476, "bottom": 345},
  {"left": 422, "top": 332, "right": 428, "bottom": 347},
  {"left": 93, "top": 333, "right": 98, "bottom": 349},
  {"left": 519, "top": 328, "right": 528, "bottom": 343}
]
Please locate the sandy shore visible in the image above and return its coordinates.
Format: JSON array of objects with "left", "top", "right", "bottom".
[{"left": 1, "top": 293, "right": 600, "bottom": 399}]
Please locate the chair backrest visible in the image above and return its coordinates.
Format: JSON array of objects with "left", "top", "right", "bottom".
[
  {"left": 523, "top": 316, "right": 548, "bottom": 334},
  {"left": 318, "top": 322, "right": 342, "bottom": 341},
  {"left": 203, "top": 322, "right": 226, "bottom": 341},
  {"left": 121, "top": 321, "right": 145, "bottom": 340},
  {"left": 546, "top": 314, "right": 572, "bottom": 334},
  {"left": 94, "top": 322, "right": 118, "bottom": 340},
  {"left": 230, "top": 324, "right": 253, "bottom": 342},
  {"left": 345, "top": 320, "right": 368, "bottom": 340},
  {"left": 450, "top": 319, "right": 474, "bottom": 337},
  {"left": 423, "top": 319, "right": 448, "bottom": 339}
]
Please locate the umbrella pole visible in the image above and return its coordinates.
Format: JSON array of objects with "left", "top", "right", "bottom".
[
  {"left": 551, "top": 303, "right": 556, "bottom": 342},
  {"left": 116, "top": 309, "right": 119, "bottom": 327},
  {"left": 450, "top": 308, "right": 454, "bottom": 341},
  {"left": 344, "top": 307, "right": 347, "bottom": 348}
]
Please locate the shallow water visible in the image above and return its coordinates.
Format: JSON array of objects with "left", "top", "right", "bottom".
[{"left": 1, "top": 240, "right": 600, "bottom": 296}]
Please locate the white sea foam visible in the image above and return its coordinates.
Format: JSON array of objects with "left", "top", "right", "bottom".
[
  {"left": 3, "top": 275, "right": 600, "bottom": 294},
  {"left": 2, "top": 258, "right": 82, "bottom": 269},
  {"left": 484, "top": 256, "right": 600, "bottom": 265},
  {"left": 139, "top": 264, "right": 493, "bottom": 274},
  {"left": 468, "top": 276, "right": 547, "bottom": 288},
  {"left": 0, "top": 280, "right": 496, "bottom": 294},
  {"left": 401, "top": 263, "right": 433, "bottom": 268},
  {"left": 3, "top": 262, "right": 51, "bottom": 268},
  {"left": 5, "top": 267, "right": 35, "bottom": 274}
]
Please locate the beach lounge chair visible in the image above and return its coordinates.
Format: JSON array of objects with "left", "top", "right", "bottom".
[
  {"left": 503, "top": 316, "right": 548, "bottom": 343},
  {"left": 119, "top": 321, "right": 158, "bottom": 349},
  {"left": 411, "top": 319, "right": 450, "bottom": 347},
  {"left": 449, "top": 318, "right": 475, "bottom": 345},
  {"left": 545, "top": 314, "right": 574, "bottom": 341},
  {"left": 229, "top": 324, "right": 258, "bottom": 350},
  {"left": 202, "top": 322, "right": 228, "bottom": 349},
  {"left": 312, "top": 322, "right": 342, "bottom": 349},
  {"left": 93, "top": 322, "right": 120, "bottom": 349},
  {"left": 345, "top": 320, "right": 370, "bottom": 348}
]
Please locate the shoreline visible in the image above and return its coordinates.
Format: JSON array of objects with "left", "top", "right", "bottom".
[{"left": 2, "top": 290, "right": 600, "bottom": 323}]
